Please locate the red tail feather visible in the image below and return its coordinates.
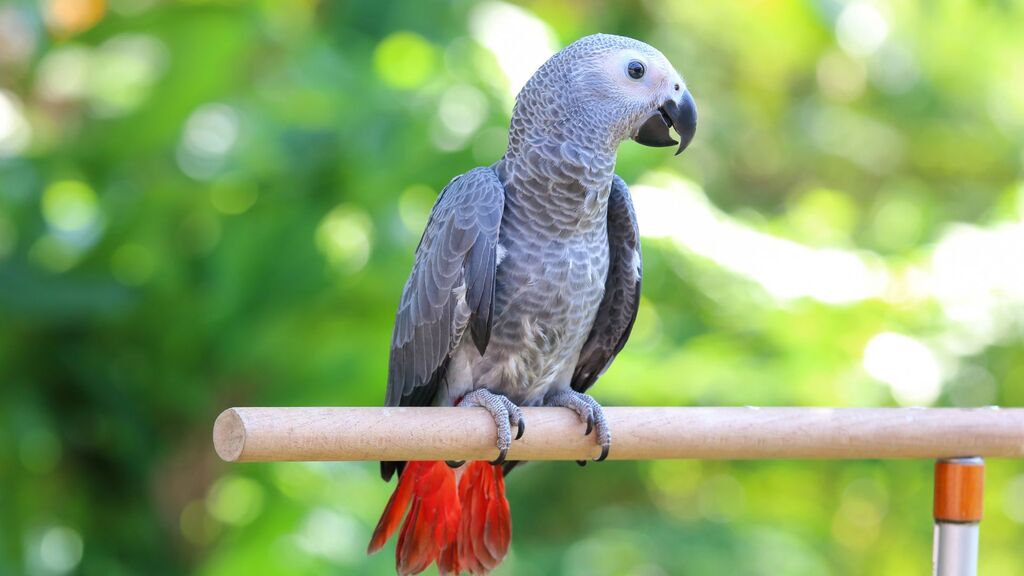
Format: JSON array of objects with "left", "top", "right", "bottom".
[
  {"left": 455, "top": 462, "right": 510, "bottom": 574},
  {"left": 369, "top": 461, "right": 511, "bottom": 575}
]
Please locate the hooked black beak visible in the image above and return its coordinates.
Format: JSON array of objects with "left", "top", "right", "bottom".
[{"left": 633, "top": 89, "right": 697, "bottom": 156}]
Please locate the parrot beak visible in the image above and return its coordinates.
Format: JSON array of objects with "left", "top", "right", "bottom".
[{"left": 633, "top": 89, "right": 698, "bottom": 156}]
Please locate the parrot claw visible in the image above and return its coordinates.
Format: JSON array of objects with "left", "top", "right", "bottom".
[
  {"left": 544, "top": 389, "right": 612, "bottom": 464},
  {"left": 457, "top": 388, "right": 524, "bottom": 466},
  {"left": 445, "top": 460, "right": 465, "bottom": 469},
  {"left": 576, "top": 460, "right": 587, "bottom": 467}
]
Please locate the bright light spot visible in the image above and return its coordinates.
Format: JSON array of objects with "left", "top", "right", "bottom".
[
  {"left": 631, "top": 173, "right": 887, "bottom": 304},
  {"left": 470, "top": 2, "right": 558, "bottom": 100},
  {"left": 206, "top": 475, "right": 264, "bottom": 526},
  {"left": 433, "top": 84, "right": 489, "bottom": 150},
  {"left": 29, "top": 235, "right": 81, "bottom": 272},
  {"left": 562, "top": 529, "right": 646, "bottom": 576},
  {"left": 927, "top": 223, "right": 1024, "bottom": 352},
  {"left": 832, "top": 477, "right": 887, "bottom": 550},
  {"left": 0, "top": 90, "right": 31, "bottom": 157},
  {"left": 644, "top": 460, "right": 702, "bottom": 521},
  {"left": 36, "top": 45, "right": 92, "bottom": 102},
  {"left": 35, "top": 35, "right": 167, "bottom": 115},
  {"left": 869, "top": 194, "right": 924, "bottom": 252},
  {"left": 316, "top": 205, "right": 373, "bottom": 273},
  {"left": 439, "top": 84, "right": 488, "bottom": 136},
  {"left": 111, "top": 243, "right": 155, "bottom": 286},
  {"left": 178, "top": 103, "right": 240, "bottom": 180},
  {"left": 810, "top": 106, "right": 903, "bottom": 172},
  {"left": 32, "top": 180, "right": 104, "bottom": 265},
  {"left": 431, "top": 121, "right": 470, "bottom": 151},
  {"left": 294, "top": 508, "right": 361, "bottom": 563},
  {"left": 373, "top": 32, "right": 437, "bottom": 90},
  {"left": 869, "top": 43, "right": 919, "bottom": 94},
  {"left": 836, "top": 2, "right": 888, "bottom": 57},
  {"left": 39, "top": 526, "right": 83, "bottom": 573},
  {"left": 42, "top": 180, "right": 99, "bottom": 233},
  {"left": 271, "top": 462, "right": 322, "bottom": 501},
  {"left": 398, "top": 184, "right": 435, "bottom": 234},
  {"left": 210, "top": 178, "right": 258, "bottom": 215},
  {"left": 89, "top": 34, "right": 169, "bottom": 117},
  {"left": 863, "top": 332, "right": 943, "bottom": 405},
  {"left": 816, "top": 51, "right": 866, "bottom": 102},
  {"left": 44, "top": 0, "right": 106, "bottom": 37},
  {"left": 184, "top": 104, "right": 239, "bottom": 157}
]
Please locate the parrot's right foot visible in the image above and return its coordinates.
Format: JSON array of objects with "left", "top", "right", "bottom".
[
  {"left": 544, "top": 389, "right": 611, "bottom": 462},
  {"left": 457, "top": 388, "right": 525, "bottom": 466}
]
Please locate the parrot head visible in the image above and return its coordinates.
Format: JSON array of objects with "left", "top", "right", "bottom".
[{"left": 513, "top": 33, "right": 697, "bottom": 156}]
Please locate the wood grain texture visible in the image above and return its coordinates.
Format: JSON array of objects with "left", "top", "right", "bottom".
[{"left": 212, "top": 407, "right": 1024, "bottom": 463}]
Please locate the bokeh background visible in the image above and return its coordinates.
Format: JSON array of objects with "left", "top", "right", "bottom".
[{"left": 1, "top": 0, "right": 1023, "bottom": 574}]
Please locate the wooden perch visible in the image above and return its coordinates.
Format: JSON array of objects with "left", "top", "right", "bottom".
[{"left": 213, "top": 407, "right": 1024, "bottom": 463}]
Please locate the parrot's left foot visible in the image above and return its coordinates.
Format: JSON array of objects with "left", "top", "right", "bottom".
[
  {"left": 545, "top": 390, "right": 611, "bottom": 462},
  {"left": 457, "top": 388, "right": 525, "bottom": 466}
]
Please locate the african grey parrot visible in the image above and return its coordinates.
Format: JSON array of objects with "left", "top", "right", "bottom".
[{"left": 367, "top": 33, "right": 697, "bottom": 575}]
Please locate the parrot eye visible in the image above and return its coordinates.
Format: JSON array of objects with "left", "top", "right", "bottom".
[{"left": 626, "top": 60, "right": 645, "bottom": 80}]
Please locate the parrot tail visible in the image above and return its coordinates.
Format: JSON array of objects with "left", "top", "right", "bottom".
[{"left": 368, "top": 460, "right": 511, "bottom": 576}]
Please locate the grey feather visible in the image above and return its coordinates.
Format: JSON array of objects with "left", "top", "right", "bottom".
[
  {"left": 381, "top": 167, "right": 505, "bottom": 481},
  {"left": 386, "top": 167, "right": 505, "bottom": 407},
  {"left": 571, "top": 175, "right": 642, "bottom": 393}
]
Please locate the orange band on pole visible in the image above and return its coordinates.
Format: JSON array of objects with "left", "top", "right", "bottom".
[{"left": 934, "top": 458, "right": 984, "bottom": 523}]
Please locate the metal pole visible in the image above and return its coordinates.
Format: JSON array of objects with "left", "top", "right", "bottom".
[{"left": 933, "top": 456, "right": 984, "bottom": 576}]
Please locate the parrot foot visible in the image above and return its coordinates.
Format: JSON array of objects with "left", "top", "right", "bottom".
[
  {"left": 545, "top": 390, "right": 611, "bottom": 462},
  {"left": 457, "top": 388, "right": 525, "bottom": 465}
]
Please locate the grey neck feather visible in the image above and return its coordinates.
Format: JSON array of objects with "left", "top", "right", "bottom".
[{"left": 495, "top": 36, "right": 642, "bottom": 231}]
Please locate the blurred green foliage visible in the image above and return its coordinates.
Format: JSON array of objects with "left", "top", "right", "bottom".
[{"left": 1, "top": 0, "right": 1023, "bottom": 574}]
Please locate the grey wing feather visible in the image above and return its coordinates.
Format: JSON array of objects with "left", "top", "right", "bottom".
[
  {"left": 571, "top": 175, "right": 642, "bottom": 393},
  {"left": 386, "top": 167, "right": 505, "bottom": 409},
  {"left": 381, "top": 167, "right": 504, "bottom": 481}
]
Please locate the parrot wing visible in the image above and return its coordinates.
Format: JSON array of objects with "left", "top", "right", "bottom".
[
  {"left": 387, "top": 167, "right": 505, "bottom": 408},
  {"left": 571, "top": 175, "right": 642, "bottom": 393},
  {"left": 381, "top": 167, "right": 505, "bottom": 482}
]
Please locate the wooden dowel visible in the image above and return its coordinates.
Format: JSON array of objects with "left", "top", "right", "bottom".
[{"left": 212, "top": 407, "right": 1024, "bottom": 463}]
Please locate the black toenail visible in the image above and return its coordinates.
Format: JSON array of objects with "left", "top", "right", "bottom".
[{"left": 490, "top": 447, "right": 508, "bottom": 466}]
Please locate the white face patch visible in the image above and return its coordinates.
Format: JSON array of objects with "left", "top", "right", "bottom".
[
  {"left": 601, "top": 48, "right": 677, "bottom": 104},
  {"left": 595, "top": 46, "right": 685, "bottom": 142}
]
